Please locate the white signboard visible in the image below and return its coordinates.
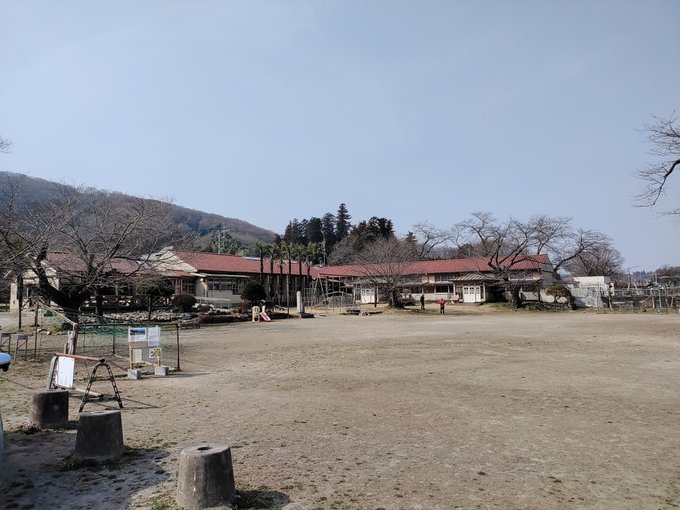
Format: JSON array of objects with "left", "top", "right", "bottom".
[
  {"left": 55, "top": 356, "right": 75, "bottom": 388},
  {"left": 132, "top": 348, "right": 144, "bottom": 363},
  {"left": 128, "top": 327, "right": 148, "bottom": 343},
  {"left": 147, "top": 327, "right": 161, "bottom": 347},
  {"left": 128, "top": 326, "right": 163, "bottom": 367}
]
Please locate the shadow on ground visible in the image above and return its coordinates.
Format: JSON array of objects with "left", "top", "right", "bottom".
[
  {"left": 235, "top": 488, "right": 291, "bottom": 509},
  {"left": 2, "top": 427, "right": 171, "bottom": 509}
]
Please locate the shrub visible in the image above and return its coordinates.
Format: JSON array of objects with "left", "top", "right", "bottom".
[
  {"left": 241, "top": 281, "right": 266, "bottom": 307},
  {"left": 546, "top": 284, "right": 574, "bottom": 309},
  {"left": 172, "top": 293, "right": 197, "bottom": 312},
  {"left": 523, "top": 302, "right": 566, "bottom": 312},
  {"left": 546, "top": 284, "right": 571, "bottom": 301}
]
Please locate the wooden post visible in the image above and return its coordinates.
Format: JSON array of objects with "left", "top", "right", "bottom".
[
  {"left": 176, "top": 323, "right": 181, "bottom": 372},
  {"left": 33, "top": 303, "right": 39, "bottom": 360},
  {"left": 66, "top": 325, "right": 79, "bottom": 354},
  {"left": 42, "top": 305, "right": 79, "bottom": 354}
]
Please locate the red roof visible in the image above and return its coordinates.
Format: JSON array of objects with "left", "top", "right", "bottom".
[
  {"left": 318, "top": 254, "right": 551, "bottom": 278},
  {"left": 46, "top": 252, "right": 140, "bottom": 274},
  {"left": 175, "top": 251, "right": 320, "bottom": 277},
  {"left": 168, "top": 251, "right": 550, "bottom": 280}
]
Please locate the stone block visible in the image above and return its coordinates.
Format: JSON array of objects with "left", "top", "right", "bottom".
[
  {"left": 29, "top": 389, "right": 69, "bottom": 429},
  {"left": 176, "top": 444, "right": 236, "bottom": 510},
  {"left": 74, "top": 410, "right": 124, "bottom": 462}
]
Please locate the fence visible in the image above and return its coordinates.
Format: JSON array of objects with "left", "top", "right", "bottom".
[
  {"left": 574, "top": 285, "right": 680, "bottom": 313},
  {"left": 605, "top": 287, "right": 679, "bottom": 313},
  {"left": 195, "top": 297, "right": 232, "bottom": 310},
  {"left": 303, "top": 288, "right": 356, "bottom": 311},
  {"left": 78, "top": 323, "right": 180, "bottom": 370},
  {"left": 0, "top": 332, "right": 31, "bottom": 358},
  {"left": 10, "top": 307, "right": 182, "bottom": 371}
]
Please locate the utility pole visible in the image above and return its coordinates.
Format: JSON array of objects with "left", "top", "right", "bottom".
[{"left": 213, "top": 228, "right": 230, "bottom": 254}]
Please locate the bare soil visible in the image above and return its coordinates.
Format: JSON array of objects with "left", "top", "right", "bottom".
[{"left": 0, "top": 306, "right": 679, "bottom": 510}]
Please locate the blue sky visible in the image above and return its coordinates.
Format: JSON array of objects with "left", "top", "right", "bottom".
[{"left": 1, "top": 1, "right": 679, "bottom": 271}]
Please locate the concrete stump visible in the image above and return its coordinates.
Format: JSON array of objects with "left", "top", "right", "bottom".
[
  {"left": 176, "top": 444, "right": 236, "bottom": 510},
  {"left": 29, "top": 389, "right": 69, "bottom": 429},
  {"left": 74, "top": 410, "right": 124, "bottom": 462},
  {"left": 154, "top": 365, "right": 169, "bottom": 376}
]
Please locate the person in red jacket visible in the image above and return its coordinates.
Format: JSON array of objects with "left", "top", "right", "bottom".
[{"left": 438, "top": 298, "right": 446, "bottom": 314}]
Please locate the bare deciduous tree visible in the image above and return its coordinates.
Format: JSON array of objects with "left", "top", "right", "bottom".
[
  {"left": 351, "top": 237, "right": 418, "bottom": 307},
  {"left": 0, "top": 177, "right": 192, "bottom": 328},
  {"left": 453, "top": 213, "right": 538, "bottom": 307},
  {"left": 410, "top": 221, "right": 452, "bottom": 259},
  {"left": 562, "top": 239, "right": 624, "bottom": 278},
  {"left": 327, "top": 234, "right": 360, "bottom": 265},
  {"left": 0, "top": 136, "right": 12, "bottom": 154},
  {"left": 636, "top": 114, "right": 680, "bottom": 213},
  {"left": 526, "top": 215, "right": 613, "bottom": 274},
  {"left": 453, "top": 213, "right": 620, "bottom": 307},
  {"left": 654, "top": 265, "right": 680, "bottom": 286}
]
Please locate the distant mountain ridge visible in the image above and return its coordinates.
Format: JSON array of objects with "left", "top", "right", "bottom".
[{"left": 0, "top": 171, "right": 277, "bottom": 246}]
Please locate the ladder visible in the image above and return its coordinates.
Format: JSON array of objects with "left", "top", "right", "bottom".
[{"left": 79, "top": 360, "right": 123, "bottom": 412}]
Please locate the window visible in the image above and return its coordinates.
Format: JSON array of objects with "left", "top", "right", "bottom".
[
  {"left": 181, "top": 280, "right": 195, "bottom": 294},
  {"left": 463, "top": 286, "right": 484, "bottom": 299},
  {"left": 207, "top": 278, "right": 243, "bottom": 294},
  {"left": 122, "top": 283, "right": 134, "bottom": 295},
  {"left": 434, "top": 274, "right": 453, "bottom": 282},
  {"left": 208, "top": 281, "right": 228, "bottom": 292},
  {"left": 435, "top": 285, "right": 452, "bottom": 294},
  {"left": 230, "top": 280, "right": 244, "bottom": 294}
]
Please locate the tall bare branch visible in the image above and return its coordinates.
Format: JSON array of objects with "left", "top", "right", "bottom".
[
  {"left": 0, "top": 179, "right": 192, "bottom": 321},
  {"left": 352, "top": 237, "right": 418, "bottom": 307},
  {"left": 0, "top": 136, "right": 12, "bottom": 154},
  {"left": 635, "top": 114, "right": 680, "bottom": 212},
  {"left": 410, "top": 221, "right": 452, "bottom": 259}
]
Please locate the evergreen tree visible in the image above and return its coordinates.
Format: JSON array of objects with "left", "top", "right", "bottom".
[
  {"left": 404, "top": 231, "right": 417, "bottom": 245},
  {"left": 321, "top": 212, "right": 337, "bottom": 253},
  {"left": 299, "top": 219, "right": 309, "bottom": 245},
  {"left": 306, "top": 217, "right": 324, "bottom": 244},
  {"left": 336, "top": 203, "right": 351, "bottom": 240},
  {"left": 284, "top": 219, "right": 304, "bottom": 244},
  {"left": 241, "top": 280, "right": 266, "bottom": 307},
  {"left": 367, "top": 217, "right": 394, "bottom": 239}
]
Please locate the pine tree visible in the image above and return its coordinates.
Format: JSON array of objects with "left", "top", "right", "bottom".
[
  {"left": 306, "top": 217, "right": 324, "bottom": 244},
  {"left": 336, "top": 203, "right": 351, "bottom": 240},
  {"left": 321, "top": 213, "right": 337, "bottom": 253}
]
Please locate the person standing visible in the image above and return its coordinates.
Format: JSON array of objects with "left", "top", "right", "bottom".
[
  {"left": 439, "top": 298, "right": 445, "bottom": 314},
  {"left": 420, "top": 294, "right": 425, "bottom": 310}
]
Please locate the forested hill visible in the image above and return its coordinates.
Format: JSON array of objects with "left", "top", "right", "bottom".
[{"left": 0, "top": 171, "right": 276, "bottom": 245}]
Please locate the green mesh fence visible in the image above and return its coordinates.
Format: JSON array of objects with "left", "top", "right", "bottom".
[{"left": 20, "top": 308, "right": 182, "bottom": 371}]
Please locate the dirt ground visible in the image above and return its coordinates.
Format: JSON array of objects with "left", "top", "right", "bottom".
[{"left": 0, "top": 306, "right": 679, "bottom": 510}]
